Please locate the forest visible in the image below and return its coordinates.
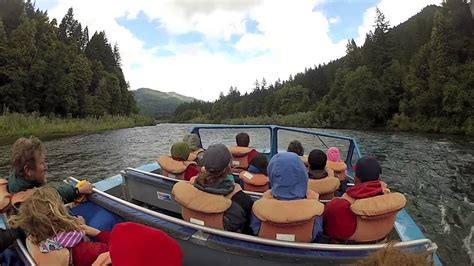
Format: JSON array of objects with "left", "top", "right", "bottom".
[
  {"left": 0, "top": 0, "right": 138, "bottom": 118},
  {"left": 173, "top": 0, "right": 474, "bottom": 135}
]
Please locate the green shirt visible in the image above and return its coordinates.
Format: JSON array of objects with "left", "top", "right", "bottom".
[{"left": 7, "top": 172, "right": 77, "bottom": 203}]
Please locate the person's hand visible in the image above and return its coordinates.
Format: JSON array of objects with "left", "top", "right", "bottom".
[
  {"left": 79, "top": 224, "right": 101, "bottom": 237},
  {"left": 78, "top": 181, "right": 94, "bottom": 194}
]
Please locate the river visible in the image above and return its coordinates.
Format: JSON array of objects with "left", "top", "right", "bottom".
[{"left": 0, "top": 124, "right": 472, "bottom": 265}]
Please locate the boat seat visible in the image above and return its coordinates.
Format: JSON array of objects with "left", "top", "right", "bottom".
[{"left": 122, "top": 169, "right": 182, "bottom": 214}]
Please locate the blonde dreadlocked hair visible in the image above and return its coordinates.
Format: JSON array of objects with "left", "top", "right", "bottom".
[{"left": 8, "top": 186, "right": 81, "bottom": 245}]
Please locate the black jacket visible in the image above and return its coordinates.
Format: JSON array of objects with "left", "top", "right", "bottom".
[
  {"left": 195, "top": 178, "right": 253, "bottom": 233},
  {"left": 0, "top": 228, "right": 25, "bottom": 253}
]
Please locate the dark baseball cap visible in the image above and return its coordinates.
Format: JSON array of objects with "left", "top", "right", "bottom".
[
  {"left": 203, "top": 144, "right": 231, "bottom": 174},
  {"left": 355, "top": 156, "right": 382, "bottom": 182}
]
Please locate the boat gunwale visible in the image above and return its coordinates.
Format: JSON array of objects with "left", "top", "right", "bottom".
[{"left": 67, "top": 176, "right": 436, "bottom": 253}]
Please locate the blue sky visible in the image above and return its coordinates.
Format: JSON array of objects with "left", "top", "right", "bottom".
[{"left": 40, "top": 0, "right": 440, "bottom": 100}]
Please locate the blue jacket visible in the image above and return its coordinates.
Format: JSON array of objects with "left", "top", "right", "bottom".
[{"left": 250, "top": 152, "right": 323, "bottom": 241}]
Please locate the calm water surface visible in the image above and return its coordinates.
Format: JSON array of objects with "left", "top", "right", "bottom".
[{"left": 0, "top": 124, "right": 472, "bottom": 265}]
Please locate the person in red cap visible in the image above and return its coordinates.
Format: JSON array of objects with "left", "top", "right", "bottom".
[
  {"left": 323, "top": 156, "right": 390, "bottom": 241},
  {"left": 94, "top": 222, "right": 182, "bottom": 266}
]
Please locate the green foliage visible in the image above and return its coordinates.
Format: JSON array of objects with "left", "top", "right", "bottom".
[
  {"left": 0, "top": 1, "right": 137, "bottom": 119},
  {"left": 0, "top": 112, "right": 154, "bottom": 138},
  {"left": 172, "top": 1, "right": 473, "bottom": 135}
]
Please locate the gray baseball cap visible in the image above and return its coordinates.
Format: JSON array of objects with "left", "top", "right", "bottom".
[{"left": 203, "top": 144, "right": 231, "bottom": 174}]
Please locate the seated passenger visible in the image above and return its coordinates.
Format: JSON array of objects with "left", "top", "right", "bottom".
[
  {"left": 8, "top": 187, "right": 110, "bottom": 266},
  {"left": 172, "top": 144, "right": 253, "bottom": 233},
  {"left": 250, "top": 152, "right": 324, "bottom": 242},
  {"left": 326, "top": 147, "right": 348, "bottom": 181},
  {"left": 228, "top": 132, "right": 260, "bottom": 173},
  {"left": 307, "top": 149, "right": 340, "bottom": 200},
  {"left": 287, "top": 140, "right": 309, "bottom": 169},
  {"left": 239, "top": 154, "right": 269, "bottom": 192},
  {"left": 323, "top": 156, "right": 406, "bottom": 243},
  {"left": 326, "top": 147, "right": 349, "bottom": 196},
  {"left": 183, "top": 133, "right": 205, "bottom": 166},
  {"left": 157, "top": 142, "right": 200, "bottom": 181}
]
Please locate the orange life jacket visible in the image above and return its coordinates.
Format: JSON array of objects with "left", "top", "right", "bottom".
[
  {"left": 172, "top": 182, "right": 242, "bottom": 230},
  {"left": 252, "top": 190, "right": 324, "bottom": 242},
  {"left": 187, "top": 148, "right": 204, "bottom": 162},
  {"left": 326, "top": 161, "right": 347, "bottom": 181},
  {"left": 307, "top": 177, "right": 340, "bottom": 200},
  {"left": 239, "top": 171, "right": 269, "bottom": 192},
  {"left": 228, "top": 146, "right": 252, "bottom": 173},
  {"left": 26, "top": 236, "right": 71, "bottom": 266},
  {"left": 157, "top": 156, "right": 197, "bottom": 180},
  {"left": 0, "top": 178, "right": 36, "bottom": 213},
  {"left": 341, "top": 191, "right": 406, "bottom": 242}
]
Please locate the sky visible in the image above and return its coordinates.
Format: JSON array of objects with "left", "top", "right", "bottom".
[{"left": 37, "top": 0, "right": 442, "bottom": 101}]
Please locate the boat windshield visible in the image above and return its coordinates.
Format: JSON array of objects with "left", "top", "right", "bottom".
[
  {"left": 198, "top": 127, "right": 271, "bottom": 154},
  {"left": 277, "top": 128, "right": 351, "bottom": 161}
]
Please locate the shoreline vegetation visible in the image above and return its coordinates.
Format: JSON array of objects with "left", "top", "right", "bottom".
[
  {"left": 0, "top": 113, "right": 155, "bottom": 141},
  {"left": 182, "top": 112, "right": 474, "bottom": 136}
]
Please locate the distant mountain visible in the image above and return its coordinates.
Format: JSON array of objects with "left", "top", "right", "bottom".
[{"left": 133, "top": 88, "right": 196, "bottom": 118}]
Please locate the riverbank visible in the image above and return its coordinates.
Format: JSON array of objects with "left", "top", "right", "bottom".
[
  {"left": 0, "top": 113, "right": 155, "bottom": 141},
  {"left": 183, "top": 112, "right": 474, "bottom": 136}
]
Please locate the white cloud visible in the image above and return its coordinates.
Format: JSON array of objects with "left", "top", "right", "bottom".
[
  {"left": 329, "top": 16, "right": 340, "bottom": 24},
  {"left": 355, "top": 0, "right": 442, "bottom": 45},
  {"left": 42, "top": 0, "right": 442, "bottom": 101}
]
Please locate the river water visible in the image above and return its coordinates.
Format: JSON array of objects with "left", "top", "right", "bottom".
[{"left": 0, "top": 124, "right": 472, "bottom": 265}]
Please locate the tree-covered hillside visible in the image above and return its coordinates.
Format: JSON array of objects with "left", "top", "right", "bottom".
[
  {"left": 174, "top": 0, "right": 474, "bottom": 135},
  {"left": 133, "top": 88, "right": 195, "bottom": 118},
  {"left": 0, "top": 0, "right": 138, "bottom": 118}
]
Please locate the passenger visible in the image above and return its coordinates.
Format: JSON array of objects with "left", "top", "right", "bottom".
[
  {"left": 8, "top": 187, "right": 110, "bottom": 266},
  {"left": 0, "top": 228, "right": 25, "bottom": 253},
  {"left": 92, "top": 222, "right": 182, "bottom": 266},
  {"left": 323, "top": 156, "right": 406, "bottom": 243},
  {"left": 158, "top": 142, "right": 200, "bottom": 181},
  {"left": 287, "top": 140, "right": 309, "bottom": 169},
  {"left": 326, "top": 147, "right": 349, "bottom": 195},
  {"left": 183, "top": 133, "right": 205, "bottom": 166},
  {"left": 326, "top": 147, "right": 348, "bottom": 180},
  {"left": 287, "top": 140, "right": 304, "bottom": 156},
  {"left": 228, "top": 132, "right": 260, "bottom": 173},
  {"left": 1, "top": 137, "right": 93, "bottom": 213},
  {"left": 250, "top": 152, "right": 324, "bottom": 242},
  {"left": 307, "top": 149, "right": 340, "bottom": 200},
  {"left": 172, "top": 144, "right": 253, "bottom": 233},
  {"left": 239, "top": 154, "right": 269, "bottom": 192}
]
